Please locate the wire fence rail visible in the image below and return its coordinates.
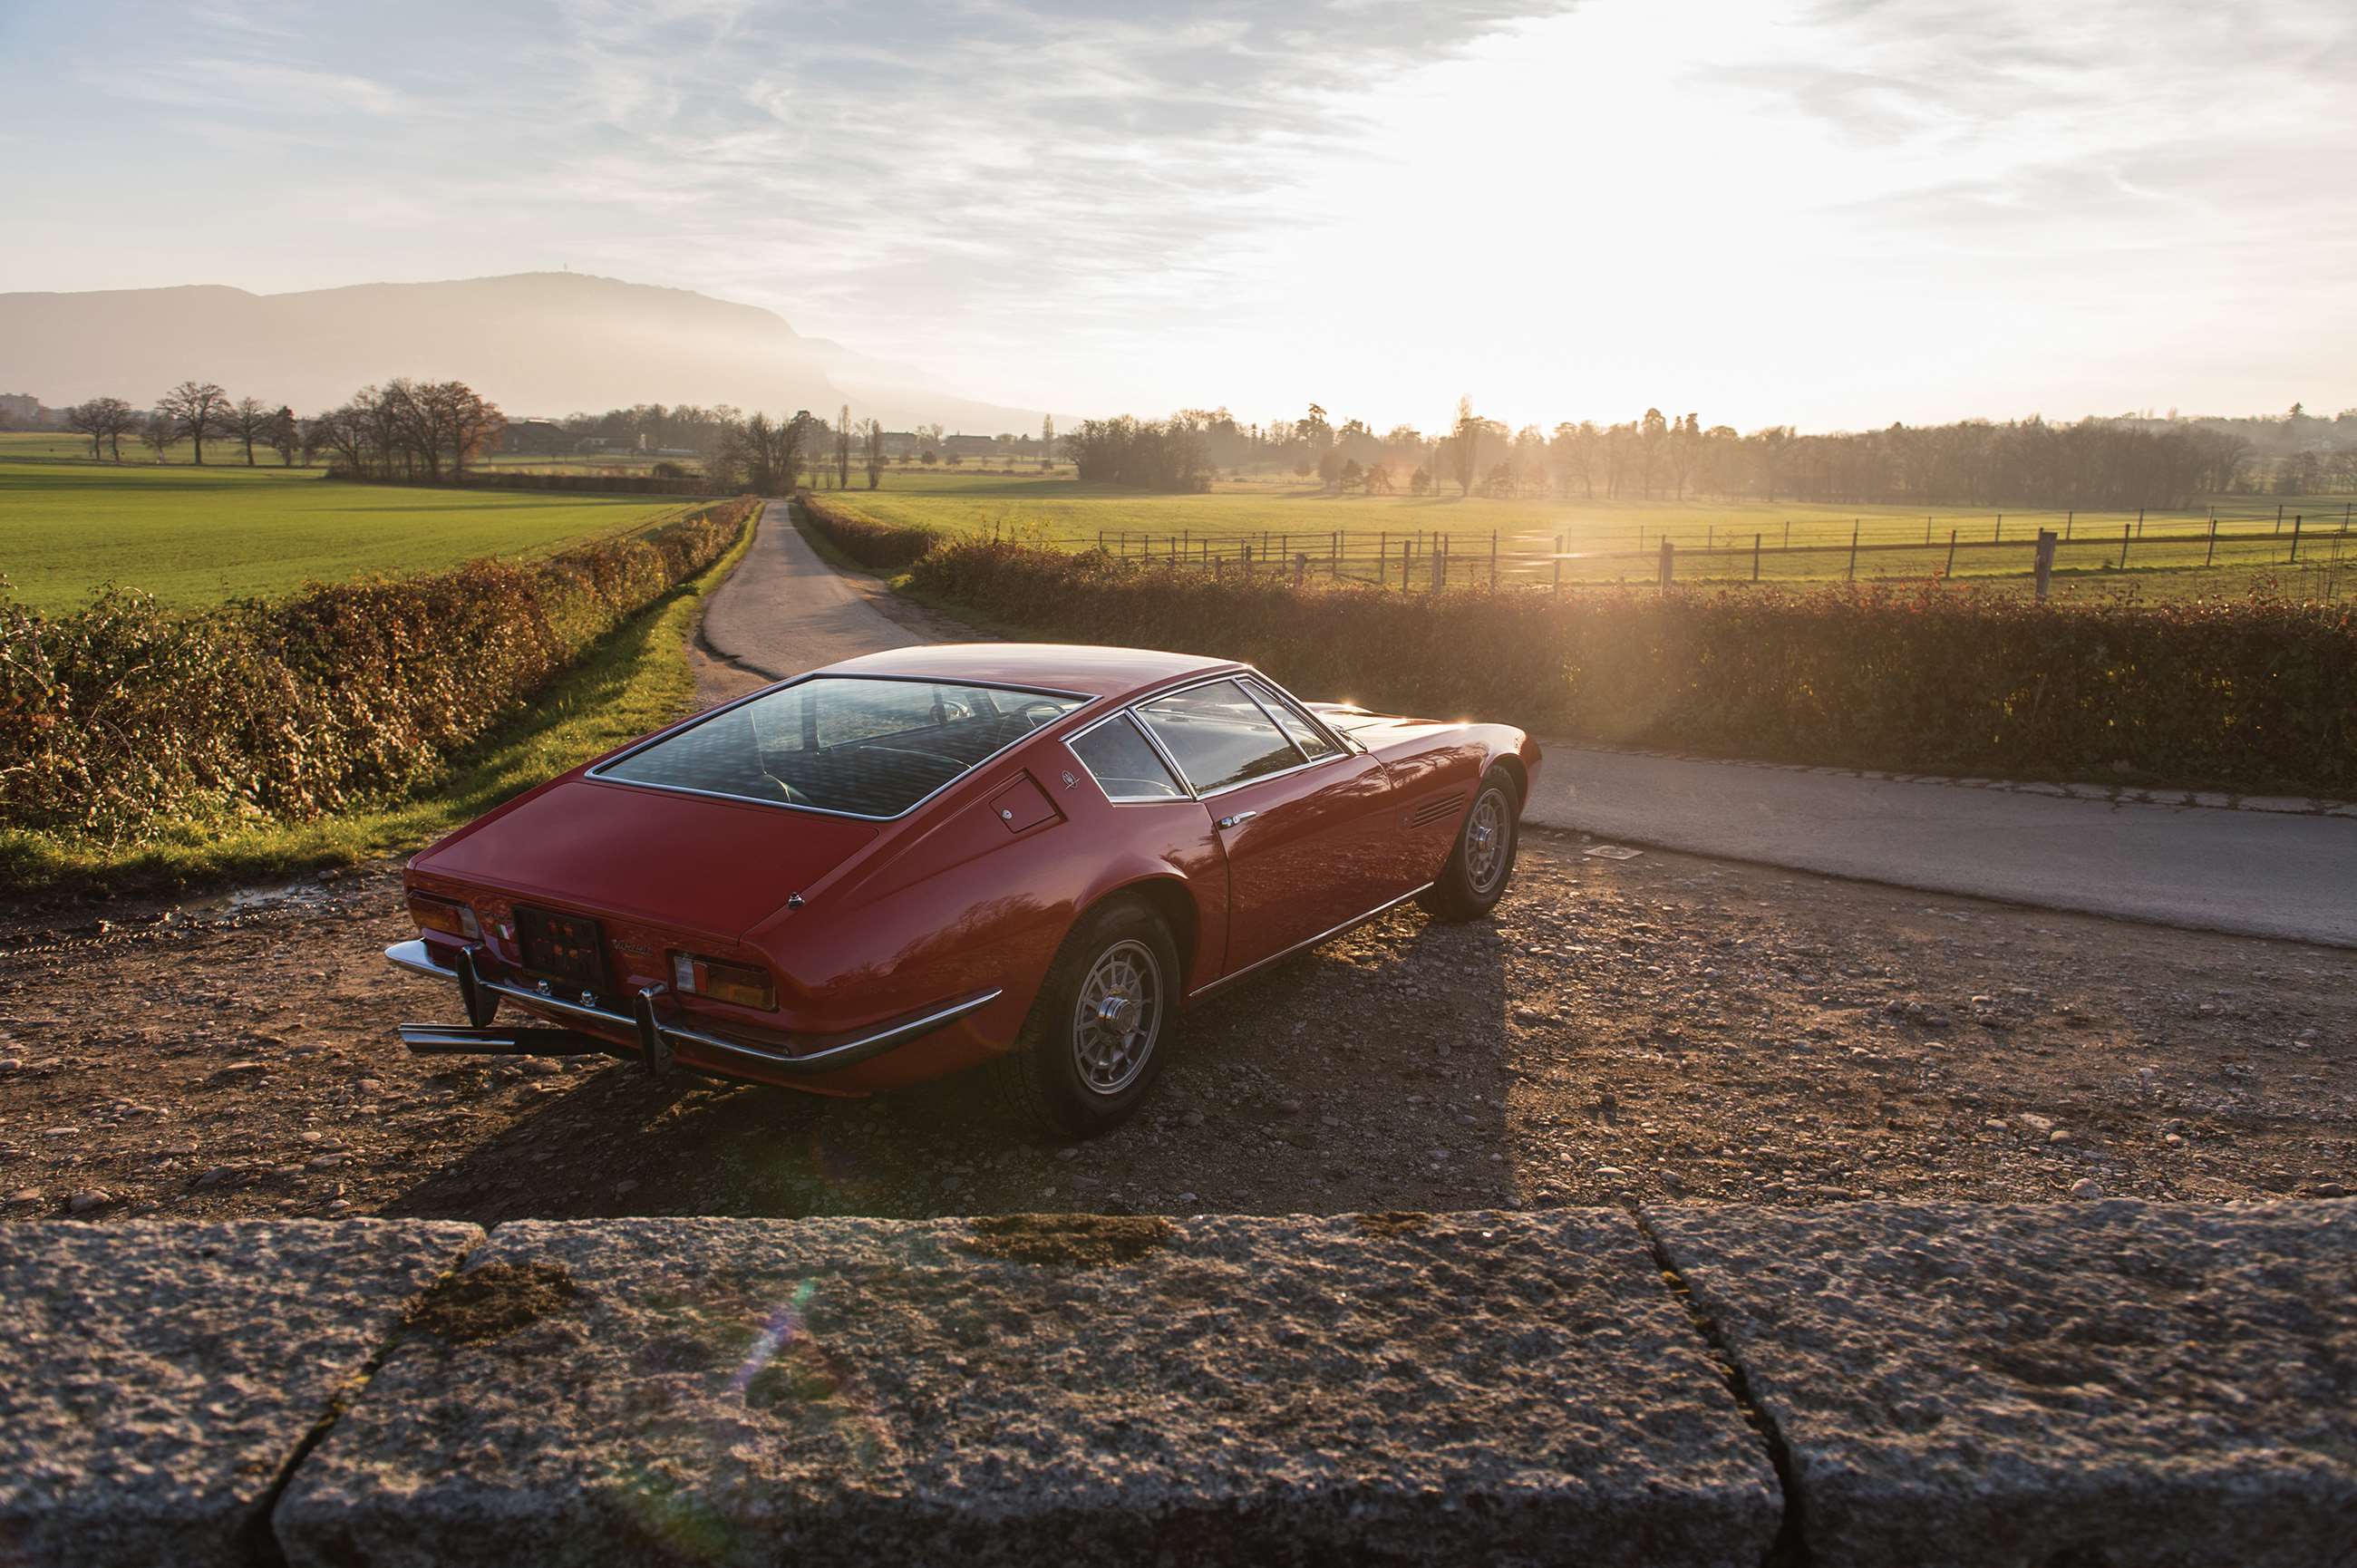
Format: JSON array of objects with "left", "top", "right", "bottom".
[{"left": 1096, "top": 502, "right": 2357, "bottom": 599}]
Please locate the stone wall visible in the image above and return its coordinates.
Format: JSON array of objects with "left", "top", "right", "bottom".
[{"left": 2, "top": 1201, "right": 2350, "bottom": 1567}]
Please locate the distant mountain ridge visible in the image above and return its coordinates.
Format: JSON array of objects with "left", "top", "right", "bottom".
[{"left": 0, "top": 272, "right": 1043, "bottom": 432}]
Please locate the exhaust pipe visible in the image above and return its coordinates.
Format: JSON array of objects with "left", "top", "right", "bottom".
[{"left": 399, "top": 1023, "right": 620, "bottom": 1058}]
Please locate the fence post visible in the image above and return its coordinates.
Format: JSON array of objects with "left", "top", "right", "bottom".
[
  {"left": 1925, "top": 516, "right": 1932, "bottom": 544},
  {"left": 1294, "top": 551, "right": 1308, "bottom": 587},
  {"left": 2066, "top": 510, "right": 2074, "bottom": 539},
  {"left": 2119, "top": 523, "right": 2131, "bottom": 571},
  {"left": 1242, "top": 543, "right": 1253, "bottom": 582},
  {"left": 1331, "top": 530, "right": 1339, "bottom": 578},
  {"left": 2034, "top": 529, "right": 2057, "bottom": 601},
  {"left": 2207, "top": 518, "right": 2217, "bottom": 566},
  {"left": 1489, "top": 530, "right": 1499, "bottom": 590},
  {"left": 1658, "top": 537, "right": 1674, "bottom": 595},
  {"left": 1377, "top": 530, "right": 1387, "bottom": 587},
  {"left": 1945, "top": 528, "right": 1958, "bottom": 578},
  {"left": 1995, "top": 513, "right": 2003, "bottom": 542},
  {"left": 1431, "top": 536, "right": 1446, "bottom": 594},
  {"left": 1847, "top": 519, "right": 1859, "bottom": 581},
  {"left": 1753, "top": 531, "right": 1762, "bottom": 582},
  {"left": 1784, "top": 520, "right": 1791, "bottom": 548},
  {"left": 2290, "top": 515, "right": 2302, "bottom": 564},
  {"left": 1554, "top": 534, "right": 1564, "bottom": 595}
]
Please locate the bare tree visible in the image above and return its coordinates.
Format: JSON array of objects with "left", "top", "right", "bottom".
[
  {"left": 837, "top": 403, "right": 852, "bottom": 488},
  {"left": 428, "top": 381, "right": 505, "bottom": 477},
  {"left": 1041, "top": 413, "right": 1055, "bottom": 470},
  {"left": 865, "top": 418, "right": 884, "bottom": 489},
  {"left": 226, "top": 396, "right": 273, "bottom": 465},
  {"left": 67, "top": 398, "right": 136, "bottom": 462},
  {"left": 158, "top": 381, "right": 232, "bottom": 464},
  {"left": 139, "top": 411, "right": 175, "bottom": 463}
]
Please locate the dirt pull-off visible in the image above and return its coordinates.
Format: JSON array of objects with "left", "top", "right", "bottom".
[{"left": 2, "top": 833, "right": 2352, "bottom": 1227}]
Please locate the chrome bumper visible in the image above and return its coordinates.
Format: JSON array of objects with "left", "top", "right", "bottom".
[{"left": 383, "top": 939, "right": 999, "bottom": 1080}]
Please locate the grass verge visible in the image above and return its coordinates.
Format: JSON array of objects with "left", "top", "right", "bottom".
[{"left": 1, "top": 507, "right": 761, "bottom": 903}]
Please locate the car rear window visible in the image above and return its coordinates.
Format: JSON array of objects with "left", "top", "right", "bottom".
[{"left": 595, "top": 677, "right": 1088, "bottom": 818}]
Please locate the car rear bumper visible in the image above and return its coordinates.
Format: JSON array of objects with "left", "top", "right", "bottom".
[{"left": 383, "top": 939, "right": 1001, "bottom": 1087}]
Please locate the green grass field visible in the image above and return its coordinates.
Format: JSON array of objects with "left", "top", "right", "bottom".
[
  {"left": 1, "top": 462, "right": 702, "bottom": 613},
  {"left": 817, "top": 470, "right": 2357, "bottom": 599}
]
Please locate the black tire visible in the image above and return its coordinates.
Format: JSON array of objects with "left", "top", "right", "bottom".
[
  {"left": 994, "top": 895, "right": 1179, "bottom": 1138},
  {"left": 1419, "top": 768, "right": 1520, "bottom": 922}
]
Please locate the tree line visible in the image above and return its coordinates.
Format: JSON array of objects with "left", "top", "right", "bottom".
[
  {"left": 61, "top": 379, "right": 508, "bottom": 479},
  {"left": 1095, "top": 401, "right": 2357, "bottom": 505}
]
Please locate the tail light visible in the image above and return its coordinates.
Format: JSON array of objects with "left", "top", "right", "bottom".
[
  {"left": 670, "top": 952, "right": 775, "bottom": 1010},
  {"left": 407, "top": 891, "right": 481, "bottom": 941}
]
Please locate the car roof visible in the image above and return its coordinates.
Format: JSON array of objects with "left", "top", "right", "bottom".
[{"left": 815, "top": 643, "right": 1241, "bottom": 701}]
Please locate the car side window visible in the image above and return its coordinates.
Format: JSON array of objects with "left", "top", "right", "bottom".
[
  {"left": 1137, "top": 679, "right": 1303, "bottom": 793},
  {"left": 1068, "top": 715, "right": 1186, "bottom": 800},
  {"left": 1241, "top": 677, "right": 1341, "bottom": 760}
]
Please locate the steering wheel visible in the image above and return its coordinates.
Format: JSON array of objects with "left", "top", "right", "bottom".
[{"left": 1015, "top": 699, "right": 1068, "bottom": 730}]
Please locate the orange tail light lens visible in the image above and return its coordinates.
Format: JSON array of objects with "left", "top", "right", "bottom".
[
  {"left": 407, "top": 892, "right": 481, "bottom": 941},
  {"left": 669, "top": 952, "right": 775, "bottom": 1010}
]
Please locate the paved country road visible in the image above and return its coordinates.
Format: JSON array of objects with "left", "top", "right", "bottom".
[
  {"left": 1526, "top": 751, "right": 2357, "bottom": 949},
  {"left": 703, "top": 498, "right": 2357, "bottom": 946}
]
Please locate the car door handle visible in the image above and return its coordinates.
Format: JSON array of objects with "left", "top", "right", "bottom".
[{"left": 1216, "top": 810, "right": 1257, "bottom": 829}]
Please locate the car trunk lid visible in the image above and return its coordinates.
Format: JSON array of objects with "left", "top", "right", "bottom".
[{"left": 416, "top": 776, "right": 878, "bottom": 944}]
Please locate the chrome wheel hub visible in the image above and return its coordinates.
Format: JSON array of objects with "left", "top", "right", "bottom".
[
  {"left": 1073, "top": 939, "right": 1160, "bottom": 1096},
  {"left": 1466, "top": 789, "right": 1508, "bottom": 893}
]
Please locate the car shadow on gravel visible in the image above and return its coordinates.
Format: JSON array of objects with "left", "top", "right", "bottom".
[{"left": 376, "top": 904, "right": 1520, "bottom": 1226}]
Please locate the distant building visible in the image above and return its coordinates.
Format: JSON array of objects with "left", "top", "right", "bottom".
[{"left": 501, "top": 419, "right": 571, "bottom": 457}]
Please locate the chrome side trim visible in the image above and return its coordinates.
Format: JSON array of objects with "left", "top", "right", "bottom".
[
  {"left": 383, "top": 940, "right": 1002, "bottom": 1076},
  {"left": 1186, "top": 883, "right": 1434, "bottom": 1001},
  {"left": 584, "top": 673, "right": 1101, "bottom": 824}
]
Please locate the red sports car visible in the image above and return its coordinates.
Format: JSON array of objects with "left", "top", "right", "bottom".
[{"left": 389, "top": 644, "right": 1538, "bottom": 1135}]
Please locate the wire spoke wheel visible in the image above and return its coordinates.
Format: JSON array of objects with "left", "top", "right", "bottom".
[
  {"left": 1464, "top": 788, "right": 1509, "bottom": 895},
  {"left": 1072, "top": 938, "right": 1162, "bottom": 1097}
]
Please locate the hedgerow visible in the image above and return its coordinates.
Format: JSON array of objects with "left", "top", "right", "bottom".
[
  {"left": 907, "top": 538, "right": 2357, "bottom": 794},
  {"left": 800, "top": 491, "right": 940, "bottom": 568},
  {"left": 0, "top": 498, "right": 757, "bottom": 846}
]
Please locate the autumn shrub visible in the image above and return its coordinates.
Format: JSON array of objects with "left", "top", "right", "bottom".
[
  {"left": 0, "top": 497, "right": 757, "bottom": 845},
  {"left": 800, "top": 491, "right": 939, "bottom": 569},
  {"left": 907, "top": 538, "right": 2357, "bottom": 794}
]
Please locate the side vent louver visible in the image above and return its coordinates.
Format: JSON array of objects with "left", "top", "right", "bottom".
[{"left": 1406, "top": 789, "right": 1467, "bottom": 828}]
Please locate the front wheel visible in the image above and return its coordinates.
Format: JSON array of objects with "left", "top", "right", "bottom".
[
  {"left": 994, "top": 896, "right": 1178, "bottom": 1138},
  {"left": 1420, "top": 769, "right": 1520, "bottom": 922}
]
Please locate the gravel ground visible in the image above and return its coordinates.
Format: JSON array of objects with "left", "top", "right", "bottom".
[{"left": 3, "top": 833, "right": 2352, "bottom": 1226}]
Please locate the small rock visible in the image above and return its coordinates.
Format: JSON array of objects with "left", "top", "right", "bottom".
[
  {"left": 306, "top": 1155, "right": 346, "bottom": 1171},
  {"left": 1054, "top": 1147, "right": 1079, "bottom": 1161},
  {"left": 613, "top": 1179, "right": 640, "bottom": 1195},
  {"left": 522, "top": 1060, "right": 565, "bottom": 1078},
  {"left": 67, "top": 1189, "right": 110, "bottom": 1214},
  {"left": 2047, "top": 1129, "right": 2071, "bottom": 1145},
  {"left": 1180, "top": 1110, "right": 1206, "bottom": 1128},
  {"left": 0, "top": 1059, "right": 22, "bottom": 1072},
  {"left": 5, "top": 1188, "right": 43, "bottom": 1205},
  {"left": 2069, "top": 1178, "right": 2103, "bottom": 1200},
  {"left": 1176, "top": 1192, "right": 1199, "bottom": 1205}
]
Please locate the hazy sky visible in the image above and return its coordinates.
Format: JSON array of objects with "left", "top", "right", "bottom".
[{"left": 6, "top": 0, "right": 2353, "bottom": 431}]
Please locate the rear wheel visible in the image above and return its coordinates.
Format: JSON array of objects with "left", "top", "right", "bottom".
[
  {"left": 1420, "top": 769, "right": 1520, "bottom": 922},
  {"left": 994, "top": 896, "right": 1178, "bottom": 1138}
]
